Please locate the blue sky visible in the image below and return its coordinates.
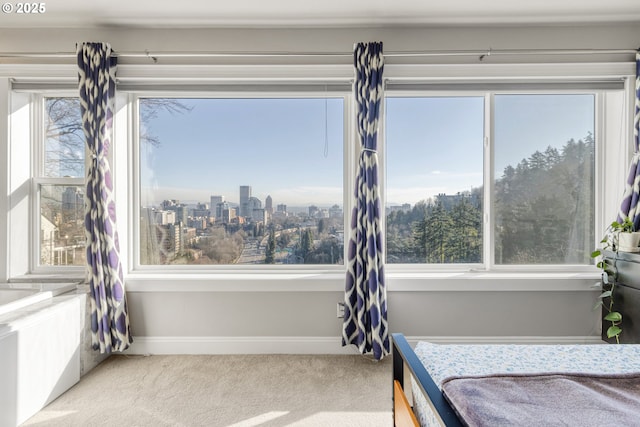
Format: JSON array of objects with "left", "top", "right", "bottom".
[
  {"left": 386, "top": 94, "right": 593, "bottom": 205},
  {"left": 140, "top": 94, "right": 594, "bottom": 208},
  {"left": 140, "top": 98, "right": 344, "bottom": 207}
]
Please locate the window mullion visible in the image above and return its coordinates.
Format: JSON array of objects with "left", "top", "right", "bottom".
[
  {"left": 30, "top": 94, "right": 43, "bottom": 272},
  {"left": 484, "top": 93, "right": 494, "bottom": 270}
]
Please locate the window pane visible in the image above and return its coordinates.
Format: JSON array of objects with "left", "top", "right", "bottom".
[
  {"left": 44, "top": 97, "right": 84, "bottom": 178},
  {"left": 385, "top": 97, "right": 485, "bottom": 264},
  {"left": 40, "top": 184, "right": 86, "bottom": 266},
  {"left": 494, "top": 94, "right": 595, "bottom": 265},
  {"left": 139, "top": 98, "right": 344, "bottom": 266}
]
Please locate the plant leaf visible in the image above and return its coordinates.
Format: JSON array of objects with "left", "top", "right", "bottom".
[
  {"left": 599, "top": 291, "right": 612, "bottom": 299},
  {"left": 605, "top": 312, "right": 623, "bottom": 322},
  {"left": 594, "top": 301, "right": 604, "bottom": 310},
  {"left": 607, "top": 325, "right": 622, "bottom": 339},
  {"left": 591, "top": 250, "right": 601, "bottom": 258}
]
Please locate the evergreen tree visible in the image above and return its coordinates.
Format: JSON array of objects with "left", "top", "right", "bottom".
[
  {"left": 449, "top": 196, "right": 482, "bottom": 263},
  {"left": 265, "top": 231, "right": 276, "bottom": 264},
  {"left": 495, "top": 133, "right": 594, "bottom": 264},
  {"left": 300, "top": 229, "right": 314, "bottom": 262},
  {"left": 424, "top": 200, "right": 452, "bottom": 263}
]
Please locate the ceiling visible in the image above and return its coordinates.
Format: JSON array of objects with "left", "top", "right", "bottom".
[{"left": 2, "top": 0, "right": 640, "bottom": 28}]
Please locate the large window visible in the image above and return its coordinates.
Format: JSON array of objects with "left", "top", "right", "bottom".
[
  {"left": 38, "top": 97, "right": 86, "bottom": 268},
  {"left": 385, "top": 97, "right": 485, "bottom": 264},
  {"left": 137, "top": 97, "right": 345, "bottom": 266},
  {"left": 386, "top": 92, "right": 596, "bottom": 266},
  {"left": 18, "top": 79, "right": 616, "bottom": 277},
  {"left": 494, "top": 94, "right": 594, "bottom": 265}
]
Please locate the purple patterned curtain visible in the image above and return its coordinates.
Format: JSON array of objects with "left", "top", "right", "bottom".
[
  {"left": 78, "top": 42, "right": 132, "bottom": 353},
  {"left": 342, "top": 42, "right": 389, "bottom": 361},
  {"left": 617, "top": 51, "right": 640, "bottom": 228}
]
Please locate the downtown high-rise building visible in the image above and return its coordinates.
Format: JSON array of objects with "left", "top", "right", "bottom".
[
  {"left": 210, "top": 195, "right": 224, "bottom": 220},
  {"left": 239, "top": 185, "right": 251, "bottom": 217},
  {"left": 265, "top": 195, "right": 273, "bottom": 215}
]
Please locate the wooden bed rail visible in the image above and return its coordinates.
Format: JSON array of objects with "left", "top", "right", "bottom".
[
  {"left": 394, "top": 380, "right": 420, "bottom": 427},
  {"left": 391, "top": 333, "right": 463, "bottom": 427}
]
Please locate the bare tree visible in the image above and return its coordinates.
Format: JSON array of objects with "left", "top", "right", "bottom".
[
  {"left": 139, "top": 98, "right": 193, "bottom": 147},
  {"left": 44, "top": 97, "right": 192, "bottom": 177}
]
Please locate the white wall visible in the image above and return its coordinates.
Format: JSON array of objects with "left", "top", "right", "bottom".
[{"left": 2, "top": 23, "right": 639, "bottom": 353}]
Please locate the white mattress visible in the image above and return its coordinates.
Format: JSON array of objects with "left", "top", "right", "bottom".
[{"left": 410, "top": 342, "right": 640, "bottom": 426}]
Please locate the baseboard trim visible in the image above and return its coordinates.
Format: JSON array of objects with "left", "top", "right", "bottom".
[
  {"left": 124, "top": 335, "right": 604, "bottom": 355},
  {"left": 126, "top": 336, "right": 362, "bottom": 355}
]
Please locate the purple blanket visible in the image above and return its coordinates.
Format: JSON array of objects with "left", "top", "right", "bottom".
[{"left": 441, "top": 372, "right": 640, "bottom": 426}]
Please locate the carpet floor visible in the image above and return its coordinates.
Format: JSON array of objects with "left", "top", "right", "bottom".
[{"left": 23, "top": 354, "right": 393, "bottom": 427}]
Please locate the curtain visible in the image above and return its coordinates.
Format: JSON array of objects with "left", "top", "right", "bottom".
[
  {"left": 342, "top": 42, "right": 389, "bottom": 361},
  {"left": 78, "top": 42, "right": 132, "bottom": 353},
  {"left": 617, "top": 51, "right": 640, "bottom": 229}
]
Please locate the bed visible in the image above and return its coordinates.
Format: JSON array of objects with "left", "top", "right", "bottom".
[
  {"left": 392, "top": 251, "right": 640, "bottom": 426},
  {"left": 392, "top": 334, "right": 640, "bottom": 426}
]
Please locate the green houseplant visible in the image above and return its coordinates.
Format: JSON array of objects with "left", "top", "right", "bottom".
[
  {"left": 613, "top": 217, "right": 640, "bottom": 252},
  {"left": 591, "top": 219, "right": 634, "bottom": 344}
]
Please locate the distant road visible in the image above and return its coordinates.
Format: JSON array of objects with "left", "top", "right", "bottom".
[{"left": 236, "top": 237, "right": 262, "bottom": 264}]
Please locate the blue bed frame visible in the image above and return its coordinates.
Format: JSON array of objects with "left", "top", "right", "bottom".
[{"left": 391, "top": 333, "right": 462, "bottom": 426}]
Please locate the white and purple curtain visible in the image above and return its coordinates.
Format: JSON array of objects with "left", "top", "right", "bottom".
[
  {"left": 342, "top": 42, "right": 389, "bottom": 360},
  {"left": 78, "top": 42, "right": 132, "bottom": 353},
  {"left": 617, "top": 51, "right": 640, "bottom": 228}
]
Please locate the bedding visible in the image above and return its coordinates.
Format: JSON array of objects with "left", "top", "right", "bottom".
[
  {"left": 402, "top": 340, "right": 640, "bottom": 426},
  {"left": 442, "top": 372, "right": 640, "bottom": 426}
]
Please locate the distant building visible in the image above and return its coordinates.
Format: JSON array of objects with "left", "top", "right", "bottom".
[
  {"left": 216, "top": 201, "right": 230, "bottom": 220},
  {"left": 252, "top": 208, "right": 267, "bottom": 224},
  {"left": 183, "top": 227, "right": 197, "bottom": 246},
  {"left": 265, "top": 195, "right": 273, "bottom": 215},
  {"left": 166, "top": 204, "right": 188, "bottom": 225},
  {"left": 40, "top": 215, "right": 58, "bottom": 265},
  {"left": 308, "top": 205, "right": 319, "bottom": 218},
  {"left": 188, "top": 217, "right": 207, "bottom": 230},
  {"left": 248, "top": 196, "right": 262, "bottom": 212},
  {"left": 192, "top": 202, "right": 210, "bottom": 219},
  {"left": 210, "top": 195, "right": 224, "bottom": 219},
  {"left": 154, "top": 210, "right": 176, "bottom": 225},
  {"left": 161, "top": 199, "right": 179, "bottom": 209},
  {"left": 221, "top": 207, "right": 237, "bottom": 224},
  {"left": 239, "top": 186, "right": 251, "bottom": 217},
  {"left": 62, "top": 186, "right": 82, "bottom": 211},
  {"left": 436, "top": 192, "right": 480, "bottom": 209},
  {"left": 277, "top": 204, "right": 287, "bottom": 213},
  {"left": 329, "top": 204, "right": 343, "bottom": 218}
]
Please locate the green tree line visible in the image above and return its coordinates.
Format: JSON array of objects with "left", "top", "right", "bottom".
[{"left": 387, "top": 133, "right": 594, "bottom": 264}]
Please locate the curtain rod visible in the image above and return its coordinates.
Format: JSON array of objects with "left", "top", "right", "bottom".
[{"left": 0, "top": 47, "right": 637, "bottom": 60}]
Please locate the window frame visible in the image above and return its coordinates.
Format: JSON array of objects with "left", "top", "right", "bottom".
[
  {"left": 381, "top": 91, "right": 488, "bottom": 270},
  {"left": 31, "top": 92, "right": 86, "bottom": 275},
  {"left": 127, "top": 90, "right": 354, "bottom": 273},
  {"left": 382, "top": 87, "right": 619, "bottom": 274},
  {"left": 5, "top": 61, "right": 633, "bottom": 289}
]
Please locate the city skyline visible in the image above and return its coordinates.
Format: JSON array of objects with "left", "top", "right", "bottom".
[
  {"left": 140, "top": 98, "right": 344, "bottom": 207},
  {"left": 140, "top": 95, "right": 594, "bottom": 207}
]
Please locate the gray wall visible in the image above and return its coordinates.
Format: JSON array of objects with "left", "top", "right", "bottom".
[{"left": 128, "top": 290, "right": 600, "bottom": 338}]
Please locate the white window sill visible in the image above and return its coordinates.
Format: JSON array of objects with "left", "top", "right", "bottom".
[
  {"left": 120, "top": 269, "right": 600, "bottom": 292},
  {"left": 11, "top": 268, "right": 600, "bottom": 293}
]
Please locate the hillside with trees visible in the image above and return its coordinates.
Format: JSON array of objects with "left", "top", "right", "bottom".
[{"left": 387, "top": 133, "right": 594, "bottom": 265}]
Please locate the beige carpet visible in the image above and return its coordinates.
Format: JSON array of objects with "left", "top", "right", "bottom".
[{"left": 23, "top": 354, "right": 392, "bottom": 427}]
